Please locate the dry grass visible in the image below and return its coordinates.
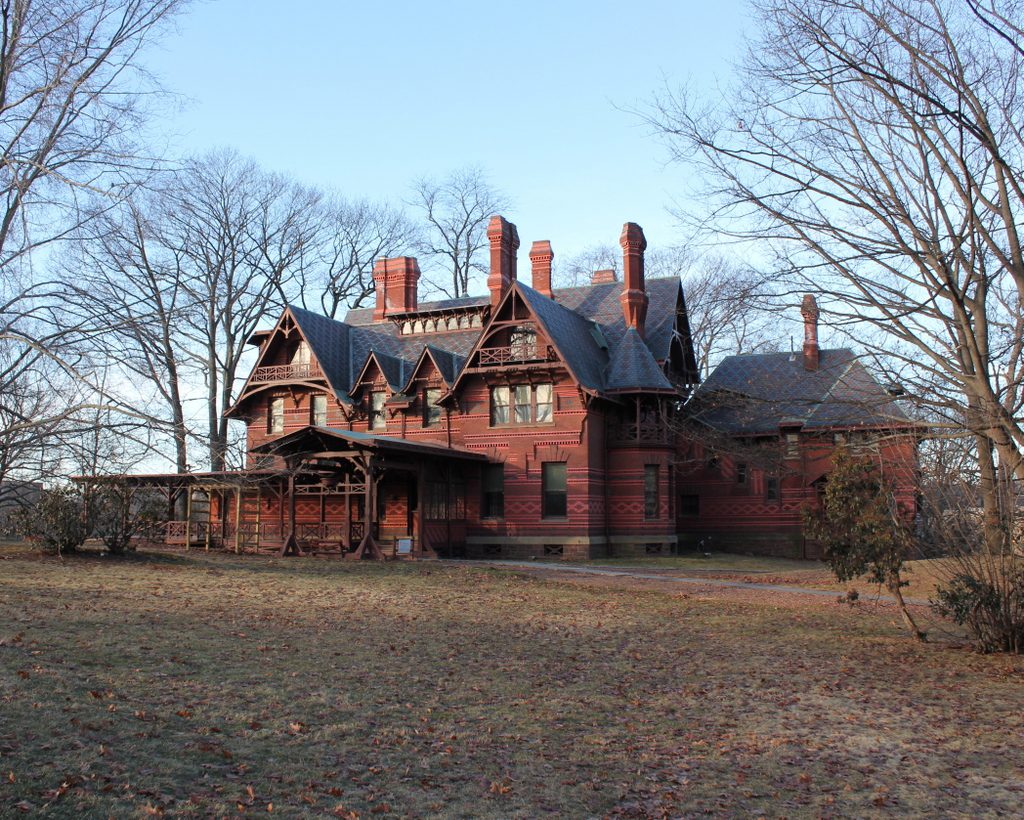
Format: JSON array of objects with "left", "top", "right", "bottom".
[{"left": 1, "top": 545, "right": 1022, "bottom": 817}]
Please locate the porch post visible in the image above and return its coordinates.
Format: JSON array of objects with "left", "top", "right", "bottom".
[
  {"left": 233, "top": 485, "right": 242, "bottom": 554},
  {"left": 184, "top": 486, "right": 192, "bottom": 552},
  {"left": 342, "top": 472, "right": 351, "bottom": 551},
  {"left": 255, "top": 483, "right": 262, "bottom": 551},
  {"left": 280, "top": 469, "right": 301, "bottom": 556},
  {"left": 416, "top": 460, "right": 427, "bottom": 557},
  {"left": 204, "top": 489, "right": 212, "bottom": 551}
]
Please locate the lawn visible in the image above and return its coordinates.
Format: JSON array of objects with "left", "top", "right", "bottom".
[{"left": 1, "top": 546, "right": 1023, "bottom": 818}]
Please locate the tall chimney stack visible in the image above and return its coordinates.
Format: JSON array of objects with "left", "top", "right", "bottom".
[
  {"left": 619, "top": 222, "right": 648, "bottom": 337},
  {"left": 487, "top": 215, "right": 519, "bottom": 308},
  {"left": 372, "top": 256, "right": 421, "bottom": 321},
  {"left": 529, "top": 240, "right": 553, "bottom": 298},
  {"left": 801, "top": 294, "right": 820, "bottom": 371}
]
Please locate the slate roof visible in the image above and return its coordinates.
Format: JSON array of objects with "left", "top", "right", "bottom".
[
  {"left": 690, "top": 348, "right": 913, "bottom": 434},
  {"left": 235, "top": 275, "right": 695, "bottom": 413},
  {"left": 606, "top": 327, "right": 676, "bottom": 393}
]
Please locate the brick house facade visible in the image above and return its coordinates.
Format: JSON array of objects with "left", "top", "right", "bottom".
[{"left": 131, "top": 216, "right": 917, "bottom": 560}]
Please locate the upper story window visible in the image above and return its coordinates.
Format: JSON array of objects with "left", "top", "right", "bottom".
[
  {"left": 423, "top": 388, "right": 442, "bottom": 427},
  {"left": 370, "top": 391, "right": 386, "bottom": 430},
  {"left": 268, "top": 397, "right": 284, "bottom": 434},
  {"left": 292, "top": 341, "right": 311, "bottom": 366},
  {"left": 509, "top": 326, "right": 537, "bottom": 360},
  {"left": 311, "top": 394, "right": 327, "bottom": 427},
  {"left": 490, "top": 383, "right": 553, "bottom": 427}
]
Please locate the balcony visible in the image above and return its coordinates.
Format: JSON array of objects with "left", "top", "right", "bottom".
[
  {"left": 250, "top": 363, "right": 324, "bottom": 383},
  {"left": 477, "top": 344, "right": 557, "bottom": 366}
]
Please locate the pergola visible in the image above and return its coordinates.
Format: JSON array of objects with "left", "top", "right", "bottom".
[{"left": 251, "top": 426, "right": 488, "bottom": 558}]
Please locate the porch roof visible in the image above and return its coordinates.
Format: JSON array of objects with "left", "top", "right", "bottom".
[
  {"left": 252, "top": 426, "right": 489, "bottom": 462},
  {"left": 72, "top": 469, "right": 285, "bottom": 488}
]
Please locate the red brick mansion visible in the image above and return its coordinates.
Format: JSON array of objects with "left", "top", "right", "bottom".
[{"left": 134, "top": 216, "right": 918, "bottom": 560}]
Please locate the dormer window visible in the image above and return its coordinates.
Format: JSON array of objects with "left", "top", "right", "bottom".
[
  {"left": 423, "top": 388, "right": 442, "bottom": 427},
  {"left": 311, "top": 394, "right": 327, "bottom": 426},
  {"left": 370, "top": 391, "right": 386, "bottom": 430}
]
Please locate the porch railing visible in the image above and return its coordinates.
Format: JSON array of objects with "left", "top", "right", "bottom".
[
  {"left": 250, "top": 363, "right": 324, "bottom": 383},
  {"left": 162, "top": 520, "right": 365, "bottom": 550}
]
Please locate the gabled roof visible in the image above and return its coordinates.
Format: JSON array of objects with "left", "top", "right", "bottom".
[
  {"left": 252, "top": 425, "right": 487, "bottom": 461},
  {"left": 690, "top": 348, "right": 914, "bottom": 434},
  {"left": 232, "top": 275, "right": 695, "bottom": 416},
  {"left": 515, "top": 282, "right": 610, "bottom": 393}
]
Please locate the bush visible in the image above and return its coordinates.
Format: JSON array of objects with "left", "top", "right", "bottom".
[
  {"left": 90, "top": 483, "right": 163, "bottom": 555},
  {"left": 9, "top": 487, "right": 90, "bottom": 555},
  {"left": 932, "top": 559, "right": 1024, "bottom": 654}
]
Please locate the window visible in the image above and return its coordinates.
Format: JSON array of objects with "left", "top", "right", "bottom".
[
  {"left": 535, "top": 383, "right": 553, "bottom": 423},
  {"left": 736, "top": 462, "right": 747, "bottom": 485},
  {"left": 268, "top": 397, "right": 284, "bottom": 433},
  {"left": 644, "top": 465, "right": 659, "bottom": 519},
  {"left": 426, "top": 482, "right": 446, "bottom": 519},
  {"left": 490, "top": 385, "right": 510, "bottom": 425},
  {"left": 513, "top": 384, "right": 531, "bottom": 424},
  {"left": 293, "top": 341, "right": 310, "bottom": 366},
  {"left": 426, "top": 476, "right": 466, "bottom": 520},
  {"left": 311, "top": 394, "right": 327, "bottom": 426},
  {"left": 542, "top": 462, "right": 567, "bottom": 518},
  {"left": 680, "top": 494, "right": 700, "bottom": 516},
  {"left": 543, "top": 544, "right": 564, "bottom": 557},
  {"left": 765, "top": 476, "right": 780, "bottom": 502},
  {"left": 370, "top": 391, "right": 386, "bottom": 430},
  {"left": 482, "top": 464, "right": 504, "bottom": 518},
  {"left": 509, "top": 326, "right": 536, "bottom": 360},
  {"left": 424, "top": 388, "right": 442, "bottom": 427},
  {"left": 490, "top": 383, "right": 554, "bottom": 426}
]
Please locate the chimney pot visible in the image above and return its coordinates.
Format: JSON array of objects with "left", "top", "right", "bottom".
[
  {"left": 373, "top": 256, "right": 421, "bottom": 321},
  {"left": 529, "top": 240, "right": 554, "bottom": 298},
  {"left": 801, "top": 294, "right": 820, "bottom": 371},
  {"left": 487, "top": 215, "right": 519, "bottom": 308},
  {"left": 619, "top": 222, "right": 649, "bottom": 337}
]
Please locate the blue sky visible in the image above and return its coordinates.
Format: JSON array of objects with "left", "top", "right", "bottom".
[{"left": 143, "top": 0, "right": 749, "bottom": 262}]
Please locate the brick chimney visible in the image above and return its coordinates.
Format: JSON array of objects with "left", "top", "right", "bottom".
[
  {"left": 487, "top": 215, "right": 519, "bottom": 308},
  {"left": 372, "top": 256, "right": 421, "bottom": 321},
  {"left": 529, "top": 240, "right": 553, "bottom": 298},
  {"left": 801, "top": 294, "right": 820, "bottom": 371},
  {"left": 591, "top": 269, "right": 617, "bottom": 284},
  {"left": 619, "top": 222, "right": 648, "bottom": 337}
]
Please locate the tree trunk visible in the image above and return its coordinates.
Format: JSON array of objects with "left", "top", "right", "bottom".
[{"left": 887, "top": 576, "right": 927, "bottom": 642}]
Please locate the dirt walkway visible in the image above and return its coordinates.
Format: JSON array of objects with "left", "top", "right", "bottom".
[{"left": 465, "top": 559, "right": 931, "bottom": 607}]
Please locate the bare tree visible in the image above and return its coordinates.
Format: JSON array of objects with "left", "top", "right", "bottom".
[
  {"left": 0, "top": 0, "right": 188, "bottom": 496},
  {"left": 164, "top": 150, "right": 323, "bottom": 471},
  {"left": 649, "top": 0, "right": 1024, "bottom": 548},
  {"left": 62, "top": 192, "right": 193, "bottom": 474},
  {"left": 295, "top": 197, "right": 418, "bottom": 318},
  {"left": 409, "top": 167, "right": 511, "bottom": 298},
  {"left": 0, "top": 0, "right": 186, "bottom": 269}
]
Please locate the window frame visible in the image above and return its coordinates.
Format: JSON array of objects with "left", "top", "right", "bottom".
[
  {"left": 311, "top": 394, "right": 328, "bottom": 427},
  {"left": 541, "top": 461, "right": 568, "bottom": 519},
  {"left": 369, "top": 391, "right": 387, "bottom": 430},
  {"left": 423, "top": 387, "right": 442, "bottom": 427},
  {"left": 268, "top": 397, "right": 285, "bottom": 434},
  {"left": 489, "top": 382, "right": 555, "bottom": 427},
  {"left": 482, "top": 464, "right": 505, "bottom": 519}
]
